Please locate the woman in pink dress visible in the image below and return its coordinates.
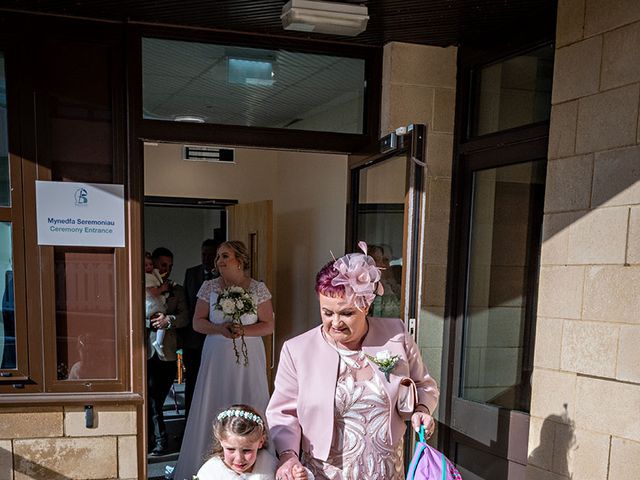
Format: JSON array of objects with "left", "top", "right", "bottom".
[{"left": 267, "top": 243, "right": 439, "bottom": 480}]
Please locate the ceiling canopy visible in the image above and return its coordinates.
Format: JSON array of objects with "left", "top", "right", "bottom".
[{"left": 1, "top": 0, "right": 556, "bottom": 47}]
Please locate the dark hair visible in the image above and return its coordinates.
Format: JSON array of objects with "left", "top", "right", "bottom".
[
  {"left": 202, "top": 238, "right": 222, "bottom": 249},
  {"left": 315, "top": 260, "right": 345, "bottom": 298},
  {"left": 211, "top": 404, "right": 267, "bottom": 459},
  {"left": 151, "top": 247, "right": 173, "bottom": 260},
  {"left": 144, "top": 251, "right": 152, "bottom": 259},
  {"left": 218, "top": 240, "right": 250, "bottom": 270}
]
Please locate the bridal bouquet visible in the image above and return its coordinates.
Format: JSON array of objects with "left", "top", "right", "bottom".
[{"left": 214, "top": 286, "right": 257, "bottom": 365}]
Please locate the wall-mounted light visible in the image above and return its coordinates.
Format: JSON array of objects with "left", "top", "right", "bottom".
[
  {"left": 281, "top": 0, "right": 369, "bottom": 37},
  {"left": 227, "top": 57, "right": 276, "bottom": 86}
]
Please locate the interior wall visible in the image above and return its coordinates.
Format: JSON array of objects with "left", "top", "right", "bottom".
[
  {"left": 143, "top": 143, "right": 347, "bottom": 351},
  {"left": 273, "top": 151, "right": 348, "bottom": 349},
  {"left": 144, "top": 206, "right": 222, "bottom": 284}
]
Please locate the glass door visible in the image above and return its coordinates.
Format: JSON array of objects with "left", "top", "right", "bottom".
[
  {"left": 449, "top": 158, "right": 546, "bottom": 480},
  {"left": 348, "top": 125, "right": 426, "bottom": 333}
]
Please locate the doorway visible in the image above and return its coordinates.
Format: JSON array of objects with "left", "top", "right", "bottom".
[{"left": 142, "top": 141, "right": 349, "bottom": 478}]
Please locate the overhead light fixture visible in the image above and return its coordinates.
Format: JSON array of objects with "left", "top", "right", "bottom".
[
  {"left": 281, "top": 0, "right": 369, "bottom": 37},
  {"left": 227, "top": 57, "right": 276, "bottom": 86},
  {"left": 174, "top": 115, "right": 206, "bottom": 123}
]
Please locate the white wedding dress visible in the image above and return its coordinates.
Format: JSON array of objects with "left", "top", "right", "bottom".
[{"left": 172, "top": 277, "right": 271, "bottom": 480}]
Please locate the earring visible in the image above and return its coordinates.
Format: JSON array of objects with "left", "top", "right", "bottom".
[{"left": 238, "top": 265, "right": 241, "bottom": 270}]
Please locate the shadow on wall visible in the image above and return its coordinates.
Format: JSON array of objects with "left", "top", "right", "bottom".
[
  {"left": 528, "top": 404, "right": 575, "bottom": 479},
  {"left": 3, "top": 448, "right": 75, "bottom": 480}
]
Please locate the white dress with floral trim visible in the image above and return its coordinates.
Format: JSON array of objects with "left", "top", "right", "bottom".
[{"left": 173, "top": 278, "right": 272, "bottom": 480}]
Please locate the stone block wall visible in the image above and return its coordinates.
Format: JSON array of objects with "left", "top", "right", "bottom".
[
  {"left": 527, "top": 1, "right": 640, "bottom": 479},
  {"left": 381, "top": 42, "right": 457, "bottom": 409},
  {"left": 0, "top": 405, "right": 137, "bottom": 480}
]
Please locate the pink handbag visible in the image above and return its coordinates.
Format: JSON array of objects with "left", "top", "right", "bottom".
[{"left": 406, "top": 426, "right": 463, "bottom": 480}]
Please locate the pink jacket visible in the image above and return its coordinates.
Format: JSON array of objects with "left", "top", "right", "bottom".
[{"left": 266, "top": 317, "right": 439, "bottom": 462}]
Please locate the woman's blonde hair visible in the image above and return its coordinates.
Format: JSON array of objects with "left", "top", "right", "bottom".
[
  {"left": 210, "top": 404, "right": 267, "bottom": 458},
  {"left": 218, "top": 240, "right": 251, "bottom": 271}
]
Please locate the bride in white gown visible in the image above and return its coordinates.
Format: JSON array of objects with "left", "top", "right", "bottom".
[{"left": 172, "top": 241, "right": 274, "bottom": 480}]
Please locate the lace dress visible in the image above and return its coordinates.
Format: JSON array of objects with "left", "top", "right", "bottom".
[
  {"left": 172, "top": 278, "right": 272, "bottom": 480},
  {"left": 304, "top": 347, "right": 404, "bottom": 480}
]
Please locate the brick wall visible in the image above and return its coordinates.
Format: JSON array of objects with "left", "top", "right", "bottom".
[
  {"left": 527, "top": 1, "right": 640, "bottom": 479},
  {"left": 380, "top": 42, "right": 457, "bottom": 402},
  {"left": 0, "top": 405, "right": 137, "bottom": 480}
]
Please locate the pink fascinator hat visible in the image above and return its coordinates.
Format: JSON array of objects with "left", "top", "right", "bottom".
[{"left": 331, "top": 241, "right": 384, "bottom": 310}]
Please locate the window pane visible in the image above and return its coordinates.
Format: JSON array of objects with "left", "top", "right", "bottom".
[
  {"left": 55, "top": 248, "right": 117, "bottom": 380},
  {"left": 0, "top": 53, "right": 9, "bottom": 207},
  {"left": 460, "top": 160, "right": 545, "bottom": 412},
  {"left": 143, "top": 38, "right": 366, "bottom": 134},
  {"left": 355, "top": 155, "right": 405, "bottom": 319},
  {"left": 0, "top": 222, "right": 15, "bottom": 369},
  {"left": 470, "top": 45, "right": 554, "bottom": 137}
]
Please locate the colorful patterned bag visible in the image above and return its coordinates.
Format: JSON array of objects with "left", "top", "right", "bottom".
[{"left": 406, "top": 426, "right": 463, "bottom": 480}]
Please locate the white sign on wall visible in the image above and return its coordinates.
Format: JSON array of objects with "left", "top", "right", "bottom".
[{"left": 35, "top": 181, "right": 125, "bottom": 247}]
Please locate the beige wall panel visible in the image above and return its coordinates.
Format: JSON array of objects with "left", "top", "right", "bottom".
[
  {"left": 608, "top": 437, "right": 640, "bottom": 478},
  {"left": 551, "top": 37, "right": 602, "bottom": 104},
  {"left": 576, "top": 83, "right": 639, "bottom": 154},
  {"left": 0, "top": 408, "right": 63, "bottom": 439},
  {"left": 575, "top": 375, "right": 640, "bottom": 441},
  {"left": 532, "top": 317, "right": 564, "bottom": 370},
  {"left": 628, "top": 206, "right": 640, "bottom": 264},
  {"left": 118, "top": 435, "right": 138, "bottom": 479},
  {"left": 13, "top": 437, "right": 117, "bottom": 480},
  {"left": 566, "top": 207, "right": 629, "bottom": 264},
  {"left": 556, "top": 0, "right": 586, "bottom": 47},
  {"left": 536, "top": 266, "right": 585, "bottom": 319},
  {"left": 544, "top": 156, "right": 593, "bottom": 213},
  {"left": 616, "top": 325, "right": 640, "bottom": 382},
  {"left": 592, "top": 145, "right": 640, "bottom": 207},
  {"left": 584, "top": 0, "right": 640, "bottom": 37},
  {"left": 548, "top": 100, "right": 578, "bottom": 160},
  {"left": 602, "top": 21, "right": 640, "bottom": 90},
  {"left": 0, "top": 440, "right": 12, "bottom": 480},
  {"left": 560, "top": 319, "right": 619, "bottom": 377},
  {"left": 530, "top": 369, "right": 577, "bottom": 424},
  {"left": 539, "top": 211, "right": 583, "bottom": 265},
  {"left": 64, "top": 405, "right": 136, "bottom": 437},
  {"left": 582, "top": 265, "right": 640, "bottom": 324}
]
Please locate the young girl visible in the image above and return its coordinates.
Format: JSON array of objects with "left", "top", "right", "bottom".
[
  {"left": 195, "top": 404, "right": 311, "bottom": 480},
  {"left": 145, "top": 252, "right": 169, "bottom": 356}
]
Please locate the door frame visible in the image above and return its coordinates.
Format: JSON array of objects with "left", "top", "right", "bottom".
[
  {"left": 347, "top": 124, "right": 427, "bottom": 335},
  {"left": 442, "top": 40, "right": 552, "bottom": 477}
]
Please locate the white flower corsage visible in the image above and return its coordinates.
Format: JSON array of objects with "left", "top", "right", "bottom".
[{"left": 367, "top": 350, "right": 400, "bottom": 381}]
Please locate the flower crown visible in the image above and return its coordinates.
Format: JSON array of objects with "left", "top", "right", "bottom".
[
  {"left": 331, "top": 241, "right": 384, "bottom": 311},
  {"left": 217, "top": 408, "right": 264, "bottom": 426}
]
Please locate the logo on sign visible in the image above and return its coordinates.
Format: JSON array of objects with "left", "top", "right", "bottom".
[{"left": 74, "top": 188, "right": 88, "bottom": 207}]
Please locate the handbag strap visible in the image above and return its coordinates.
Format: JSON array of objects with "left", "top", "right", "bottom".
[{"left": 419, "top": 425, "right": 426, "bottom": 444}]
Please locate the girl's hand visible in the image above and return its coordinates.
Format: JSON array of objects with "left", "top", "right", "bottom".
[
  {"left": 276, "top": 454, "right": 303, "bottom": 480},
  {"left": 292, "top": 464, "right": 308, "bottom": 480},
  {"left": 411, "top": 411, "right": 435, "bottom": 438}
]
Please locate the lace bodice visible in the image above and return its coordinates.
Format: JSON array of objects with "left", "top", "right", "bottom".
[{"left": 197, "top": 277, "right": 272, "bottom": 326}]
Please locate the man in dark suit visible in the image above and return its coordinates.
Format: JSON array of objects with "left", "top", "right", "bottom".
[
  {"left": 147, "top": 247, "right": 188, "bottom": 456},
  {"left": 181, "top": 238, "right": 221, "bottom": 419}
]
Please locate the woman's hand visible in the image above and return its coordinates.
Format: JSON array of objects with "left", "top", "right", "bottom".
[
  {"left": 217, "top": 322, "right": 241, "bottom": 339},
  {"left": 276, "top": 453, "right": 304, "bottom": 480},
  {"left": 411, "top": 410, "right": 435, "bottom": 438}
]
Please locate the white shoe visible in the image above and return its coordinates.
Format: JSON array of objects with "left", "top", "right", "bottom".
[{"left": 152, "top": 340, "right": 165, "bottom": 358}]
